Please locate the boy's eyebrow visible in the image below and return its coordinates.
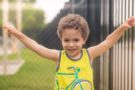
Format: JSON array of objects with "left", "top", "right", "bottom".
[{"left": 63, "top": 38, "right": 69, "bottom": 40}]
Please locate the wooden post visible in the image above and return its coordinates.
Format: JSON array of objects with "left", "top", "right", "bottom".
[
  {"left": 11, "top": 0, "right": 22, "bottom": 54},
  {"left": 12, "top": 0, "right": 22, "bottom": 53},
  {"left": 16, "top": 0, "right": 22, "bottom": 59},
  {"left": 2, "top": 0, "right": 9, "bottom": 75}
]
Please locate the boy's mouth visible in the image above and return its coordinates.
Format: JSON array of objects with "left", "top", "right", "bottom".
[{"left": 67, "top": 48, "right": 77, "bottom": 51}]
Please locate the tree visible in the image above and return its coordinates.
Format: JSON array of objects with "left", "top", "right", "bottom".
[
  {"left": 0, "top": 0, "right": 46, "bottom": 41},
  {"left": 22, "top": 8, "right": 45, "bottom": 41},
  {"left": 9, "top": 0, "right": 36, "bottom": 3}
]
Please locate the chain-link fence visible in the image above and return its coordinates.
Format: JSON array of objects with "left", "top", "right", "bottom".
[{"left": 0, "top": 0, "right": 135, "bottom": 90}]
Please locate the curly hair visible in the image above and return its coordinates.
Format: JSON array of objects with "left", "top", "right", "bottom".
[{"left": 57, "top": 13, "right": 90, "bottom": 40}]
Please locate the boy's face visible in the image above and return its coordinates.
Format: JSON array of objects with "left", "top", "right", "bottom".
[{"left": 60, "top": 29, "right": 85, "bottom": 58}]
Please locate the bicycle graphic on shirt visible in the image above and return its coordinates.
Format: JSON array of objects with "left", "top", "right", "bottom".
[{"left": 55, "top": 66, "right": 92, "bottom": 90}]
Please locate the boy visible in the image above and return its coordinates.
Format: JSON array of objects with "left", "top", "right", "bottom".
[{"left": 3, "top": 14, "right": 135, "bottom": 90}]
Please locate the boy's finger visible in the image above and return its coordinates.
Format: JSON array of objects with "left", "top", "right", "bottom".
[
  {"left": 128, "top": 17, "right": 135, "bottom": 26},
  {"left": 3, "top": 23, "right": 15, "bottom": 30}
]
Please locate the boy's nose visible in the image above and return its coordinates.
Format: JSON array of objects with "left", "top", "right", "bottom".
[{"left": 68, "top": 42, "right": 75, "bottom": 47}]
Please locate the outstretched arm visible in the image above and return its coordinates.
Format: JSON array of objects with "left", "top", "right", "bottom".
[
  {"left": 88, "top": 17, "right": 135, "bottom": 60},
  {"left": 3, "top": 24, "right": 59, "bottom": 62}
]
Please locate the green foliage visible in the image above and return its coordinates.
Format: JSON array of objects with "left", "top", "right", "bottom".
[
  {"left": 22, "top": 0, "right": 36, "bottom": 3},
  {"left": 9, "top": 0, "right": 16, "bottom": 2},
  {"left": 0, "top": 10, "right": 2, "bottom": 35},
  {"left": 9, "top": 0, "right": 36, "bottom": 3},
  {"left": 22, "top": 8, "right": 45, "bottom": 40},
  {"left": 0, "top": 4, "right": 46, "bottom": 40},
  {"left": 22, "top": 8, "right": 45, "bottom": 31},
  {"left": 0, "top": 10, "right": 2, "bottom": 25},
  {"left": 9, "top": 10, "right": 16, "bottom": 24}
]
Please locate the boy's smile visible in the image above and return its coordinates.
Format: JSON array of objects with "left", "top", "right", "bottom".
[{"left": 61, "top": 29, "right": 85, "bottom": 59}]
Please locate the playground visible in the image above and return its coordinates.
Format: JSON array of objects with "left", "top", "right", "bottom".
[
  {"left": 0, "top": 0, "right": 55, "bottom": 90},
  {"left": 0, "top": 49, "right": 55, "bottom": 90}
]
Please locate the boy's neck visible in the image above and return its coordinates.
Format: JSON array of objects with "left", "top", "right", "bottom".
[{"left": 66, "top": 50, "right": 82, "bottom": 61}]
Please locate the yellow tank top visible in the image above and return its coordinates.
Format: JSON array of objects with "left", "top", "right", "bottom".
[{"left": 55, "top": 49, "right": 94, "bottom": 90}]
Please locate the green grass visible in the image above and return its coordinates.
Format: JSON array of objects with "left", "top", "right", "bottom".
[{"left": 0, "top": 49, "right": 56, "bottom": 90}]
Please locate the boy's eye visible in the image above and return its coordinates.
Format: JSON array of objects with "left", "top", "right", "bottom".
[
  {"left": 64, "top": 39, "right": 69, "bottom": 42},
  {"left": 63, "top": 38, "right": 80, "bottom": 42},
  {"left": 74, "top": 39, "right": 79, "bottom": 42}
]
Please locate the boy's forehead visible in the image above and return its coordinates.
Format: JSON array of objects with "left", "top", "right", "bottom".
[
  {"left": 61, "top": 29, "right": 83, "bottom": 38},
  {"left": 61, "top": 29, "right": 82, "bottom": 35}
]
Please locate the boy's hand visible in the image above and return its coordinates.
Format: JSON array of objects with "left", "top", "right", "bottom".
[
  {"left": 123, "top": 17, "right": 135, "bottom": 28},
  {"left": 3, "top": 23, "right": 17, "bottom": 33}
]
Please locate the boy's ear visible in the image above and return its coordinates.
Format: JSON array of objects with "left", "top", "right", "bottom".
[
  {"left": 83, "top": 42, "right": 85, "bottom": 45},
  {"left": 83, "top": 39, "right": 87, "bottom": 45}
]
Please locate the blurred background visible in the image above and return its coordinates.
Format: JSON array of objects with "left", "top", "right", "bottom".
[{"left": 0, "top": 0, "right": 135, "bottom": 90}]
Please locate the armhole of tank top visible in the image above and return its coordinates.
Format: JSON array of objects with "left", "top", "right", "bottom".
[
  {"left": 56, "top": 51, "right": 62, "bottom": 71},
  {"left": 86, "top": 49, "right": 93, "bottom": 67}
]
